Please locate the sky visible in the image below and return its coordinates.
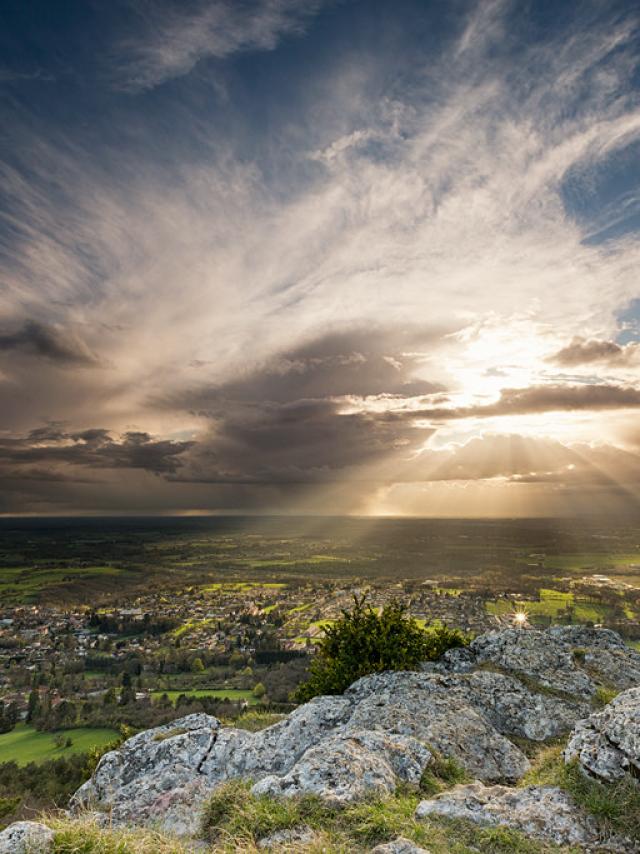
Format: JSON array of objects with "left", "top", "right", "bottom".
[{"left": 1, "top": 0, "right": 640, "bottom": 517}]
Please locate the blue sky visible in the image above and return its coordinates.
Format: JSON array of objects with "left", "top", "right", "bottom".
[{"left": 1, "top": 0, "right": 640, "bottom": 516}]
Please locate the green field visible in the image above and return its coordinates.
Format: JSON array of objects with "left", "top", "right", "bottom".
[
  {"left": 539, "top": 553, "right": 640, "bottom": 571},
  {"left": 0, "top": 565, "right": 128, "bottom": 604},
  {"left": 4, "top": 517, "right": 640, "bottom": 608},
  {"left": 150, "top": 689, "right": 258, "bottom": 705},
  {"left": 287, "top": 603, "right": 312, "bottom": 614},
  {"left": 0, "top": 724, "right": 118, "bottom": 766},
  {"left": 171, "top": 617, "right": 216, "bottom": 639},
  {"left": 485, "top": 588, "right": 612, "bottom": 623},
  {"left": 232, "top": 555, "right": 347, "bottom": 569}
]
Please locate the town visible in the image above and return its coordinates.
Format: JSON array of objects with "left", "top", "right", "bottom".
[{"left": 2, "top": 573, "right": 639, "bottom": 734}]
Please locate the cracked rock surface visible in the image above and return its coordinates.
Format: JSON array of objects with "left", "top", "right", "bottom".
[
  {"left": 0, "top": 821, "right": 54, "bottom": 854},
  {"left": 565, "top": 686, "right": 640, "bottom": 782},
  {"left": 415, "top": 782, "right": 633, "bottom": 850},
  {"left": 436, "top": 627, "right": 597, "bottom": 697},
  {"left": 252, "top": 729, "right": 432, "bottom": 802},
  {"left": 71, "top": 626, "right": 640, "bottom": 841}
]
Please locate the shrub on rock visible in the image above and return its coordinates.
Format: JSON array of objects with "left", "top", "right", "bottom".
[{"left": 295, "top": 596, "right": 468, "bottom": 701}]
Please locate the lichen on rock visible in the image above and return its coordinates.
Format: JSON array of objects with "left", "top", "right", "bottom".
[
  {"left": 0, "top": 821, "right": 54, "bottom": 854},
  {"left": 564, "top": 686, "right": 640, "bottom": 783},
  {"left": 416, "top": 782, "right": 607, "bottom": 848}
]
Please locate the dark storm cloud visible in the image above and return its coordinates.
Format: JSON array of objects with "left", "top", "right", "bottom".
[
  {"left": 163, "top": 327, "right": 442, "bottom": 484},
  {"left": 412, "top": 383, "right": 640, "bottom": 421},
  {"left": 172, "top": 398, "right": 428, "bottom": 484},
  {"left": 548, "top": 337, "right": 640, "bottom": 367},
  {"left": 0, "top": 428, "right": 193, "bottom": 476},
  {"left": 172, "top": 327, "right": 444, "bottom": 413},
  {"left": 0, "top": 320, "right": 100, "bottom": 366}
]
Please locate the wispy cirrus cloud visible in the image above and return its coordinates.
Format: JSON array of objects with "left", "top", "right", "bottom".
[{"left": 112, "top": 0, "right": 328, "bottom": 92}]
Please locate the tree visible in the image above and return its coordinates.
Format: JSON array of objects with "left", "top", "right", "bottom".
[
  {"left": 191, "top": 657, "right": 205, "bottom": 673},
  {"left": 295, "top": 596, "right": 468, "bottom": 702},
  {"left": 103, "top": 687, "right": 117, "bottom": 706},
  {"left": 252, "top": 682, "right": 266, "bottom": 699},
  {"left": 120, "top": 671, "right": 136, "bottom": 706},
  {"left": 26, "top": 690, "right": 40, "bottom": 723},
  {"left": 0, "top": 702, "right": 17, "bottom": 734}
]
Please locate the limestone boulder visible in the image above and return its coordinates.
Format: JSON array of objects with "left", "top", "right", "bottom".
[
  {"left": 0, "top": 822, "right": 54, "bottom": 854},
  {"left": 200, "top": 695, "right": 353, "bottom": 783},
  {"left": 252, "top": 729, "right": 432, "bottom": 803},
  {"left": 462, "top": 629, "right": 596, "bottom": 698},
  {"left": 564, "top": 687, "right": 640, "bottom": 782},
  {"left": 71, "top": 713, "right": 219, "bottom": 835},
  {"left": 416, "top": 782, "right": 606, "bottom": 848},
  {"left": 438, "top": 669, "right": 586, "bottom": 741},
  {"left": 346, "top": 670, "right": 529, "bottom": 782}
]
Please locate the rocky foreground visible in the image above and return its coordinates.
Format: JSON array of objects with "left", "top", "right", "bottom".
[{"left": 2, "top": 625, "right": 640, "bottom": 853}]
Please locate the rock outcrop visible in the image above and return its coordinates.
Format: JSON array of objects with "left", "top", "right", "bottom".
[
  {"left": 73, "top": 676, "right": 531, "bottom": 834},
  {"left": 252, "top": 729, "right": 432, "bottom": 803},
  {"left": 565, "top": 686, "right": 640, "bottom": 782},
  {"left": 436, "top": 626, "right": 598, "bottom": 697},
  {"left": 415, "top": 783, "right": 609, "bottom": 848},
  {"left": 345, "top": 671, "right": 530, "bottom": 780},
  {"left": 69, "top": 625, "right": 640, "bottom": 848}
]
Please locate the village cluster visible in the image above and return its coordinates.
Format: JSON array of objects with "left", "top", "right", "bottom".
[{"left": 2, "top": 574, "right": 639, "bottom": 725}]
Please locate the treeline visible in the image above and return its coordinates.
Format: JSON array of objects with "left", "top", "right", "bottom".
[
  {"left": 88, "top": 611, "right": 178, "bottom": 636},
  {"left": 24, "top": 680, "right": 257, "bottom": 734}
]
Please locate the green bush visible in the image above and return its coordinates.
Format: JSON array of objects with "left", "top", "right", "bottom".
[{"left": 295, "top": 596, "right": 468, "bottom": 701}]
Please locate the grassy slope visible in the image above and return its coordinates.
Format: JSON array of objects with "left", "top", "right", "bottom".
[
  {"left": 48, "top": 787, "right": 577, "bottom": 853},
  {"left": 0, "top": 723, "right": 118, "bottom": 766}
]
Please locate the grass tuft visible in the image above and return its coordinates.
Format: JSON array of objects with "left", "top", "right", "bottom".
[
  {"left": 202, "top": 779, "right": 336, "bottom": 844},
  {"left": 593, "top": 686, "right": 618, "bottom": 707},
  {"left": 521, "top": 743, "right": 640, "bottom": 841},
  {"left": 48, "top": 814, "right": 190, "bottom": 854},
  {"left": 220, "top": 710, "right": 286, "bottom": 732},
  {"left": 200, "top": 780, "right": 575, "bottom": 852},
  {"left": 419, "top": 751, "right": 469, "bottom": 796}
]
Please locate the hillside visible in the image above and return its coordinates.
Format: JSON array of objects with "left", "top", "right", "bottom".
[{"left": 2, "top": 626, "right": 640, "bottom": 853}]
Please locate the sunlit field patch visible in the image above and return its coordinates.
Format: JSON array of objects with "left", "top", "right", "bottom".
[{"left": 0, "top": 724, "right": 118, "bottom": 766}]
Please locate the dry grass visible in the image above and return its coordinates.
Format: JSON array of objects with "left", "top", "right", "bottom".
[{"left": 47, "top": 813, "right": 191, "bottom": 854}]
